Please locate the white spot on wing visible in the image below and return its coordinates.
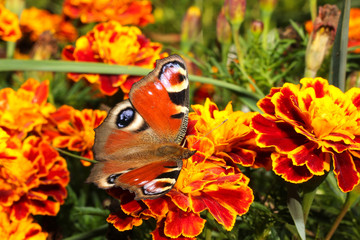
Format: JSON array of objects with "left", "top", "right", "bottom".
[{"left": 143, "top": 178, "right": 176, "bottom": 195}]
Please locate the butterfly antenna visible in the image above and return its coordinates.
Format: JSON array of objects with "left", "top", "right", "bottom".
[{"left": 188, "top": 119, "right": 228, "bottom": 149}]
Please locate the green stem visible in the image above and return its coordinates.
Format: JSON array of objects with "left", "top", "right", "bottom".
[
  {"left": 205, "top": 225, "right": 212, "bottom": 240},
  {"left": 221, "top": 42, "right": 231, "bottom": 65},
  {"left": 261, "top": 11, "right": 272, "bottom": 50},
  {"left": 55, "top": 147, "right": 98, "bottom": 163},
  {"left": 6, "top": 42, "right": 15, "bottom": 59},
  {"left": 231, "top": 25, "right": 243, "bottom": 68},
  {"left": 325, "top": 191, "right": 360, "bottom": 240},
  {"left": 309, "top": 0, "right": 317, "bottom": 22}
]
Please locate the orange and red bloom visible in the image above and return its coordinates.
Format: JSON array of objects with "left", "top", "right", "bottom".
[
  {"left": 0, "top": 4, "right": 21, "bottom": 42},
  {"left": 20, "top": 7, "right": 77, "bottom": 42},
  {"left": 252, "top": 77, "right": 360, "bottom": 192},
  {"left": 0, "top": 80, "right": 70, "bottom": 237},
  {"left": 62, "top": 20, "right": 167, "bottom": 96},
  {"left": 104, "top": 100, "right": 255, "bottom": 239},
  {"left": 45, "top": 106, "right": 107, "bottom": 166},
  {"left": 62, "top": 0, "right": 154, "bottom": 26},
  {"left": 0, "top": 212, "right": 48, "bottom": 240},
  {"left": 0, "top": 78, "right": 106, "bottom": 238}
]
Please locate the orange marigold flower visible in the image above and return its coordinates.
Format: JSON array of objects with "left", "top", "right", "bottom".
[
  {"left": 20, "top": 7, "right": 77, "bottom": 42},
  {"left": 0, "top": 136, "right": 69, "bottom": 221},
  {"left": 63, "top": 0, "right": 154, "bottom": 26},
  {"left": 62, "top": 20, "right": 168, "bottom": 96},
  {"left": 0, "top": 212, "right": 47, "bottom": 240},
  {"left": 0, "top": 4, "right": 21, "bottom": 42},
  {"left": 251, "top": 77, "right": 360, "bottom": 192},
  {"left": 306, "top": 8, "right": 360, "bottom": 53},
  {"left": 103, "top": 99, "right": 254, "bottom": 239},
  {"left": 0, "top": 78, "right": 55, "bottom": 139},
  {"left": 189, "top": 98, "right": 271, "bottom": 169},
  {"left": 44, "top": 106, "right": 107, "bottom": 166}
]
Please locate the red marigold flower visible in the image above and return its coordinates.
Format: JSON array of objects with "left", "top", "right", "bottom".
[
  {"left": 62, "top": 20, "right": 168, "bottom": 96},
  {"left": 0, "top": 4, "right": 21, "bottom": 42},
  {"left": 251, "top": 77, "right": 360, "bottom": 192},
  {"left": 189, "top": 98, "right": 271, "bottom": 169},
  {"left": 0, "top": 78, "right": 55, "bottom": 139},
  {"left": 20, "top": 7, "right": 77, "bottom": 42},
  {"left": 44, "top": 106, "right": 107, "bottom": 166},
  {"left": 0, "top": 212, "right": 48, "bottom": 240},
  {"left": 0, "top": 135, "right": 69, "bottom": 221},
  {"left": 102, "top": 99, "right": 254, "bottom": 239},
  {"left": 62, "top": 0, "right": 154, "bottom": 26}
]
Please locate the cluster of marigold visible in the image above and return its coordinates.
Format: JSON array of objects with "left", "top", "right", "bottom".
[{"left": 0, "top": 78, "right": 107, "bottom": 238}]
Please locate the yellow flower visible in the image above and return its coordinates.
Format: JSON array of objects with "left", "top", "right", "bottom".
[
  {"left": 20, "top": 7, "right": 77, "bottom": 42},
  {"left": 63, "top": 0, "right": 154, "bottom": 26},
  {"left": 0, "top": 4, "right": 21, "bottom": 42},
  {"left": 0, "top": 212, "right": 47, "bottom": 240},
  {"left": 62, "top": 21, "right": 167, "bottom": 96}
]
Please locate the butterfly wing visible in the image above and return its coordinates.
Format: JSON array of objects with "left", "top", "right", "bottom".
[{"left": 88, "top": 55, "right": 195, "bottom": 200}]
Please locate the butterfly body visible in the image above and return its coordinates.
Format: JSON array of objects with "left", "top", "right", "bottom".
[{"left": 87, "top": 55, "right": 196, "bottom": 200}]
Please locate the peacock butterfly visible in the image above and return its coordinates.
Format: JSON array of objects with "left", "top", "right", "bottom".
[{"left": 87, "top": 55, "right": 196, "bottom": 200}]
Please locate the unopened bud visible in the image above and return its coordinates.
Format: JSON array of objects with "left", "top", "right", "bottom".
[
  {"left": 223, "top": 0, "right": 246, "bottom": 28},
  {"left": 305, "top": 4, "right": 340, "bottom": 77},
  {"left": 251, "top": 20, "right": 263, "bottom": 36},
  {"left": 181, "top": 6, "right": 201, "bottom": 52},
  {"left": 216, "top": 8, "right": 232, "bottom": 44}
]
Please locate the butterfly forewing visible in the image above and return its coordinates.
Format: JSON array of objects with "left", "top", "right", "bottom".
[{"left": 129, "top": 55, "right": 190, "bottom": 143}]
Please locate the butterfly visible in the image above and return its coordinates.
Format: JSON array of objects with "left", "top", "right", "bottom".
[{"left": 87, "top": 55, "right": 196, "bottom": 200}]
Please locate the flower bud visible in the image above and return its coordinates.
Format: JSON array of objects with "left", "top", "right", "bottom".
[
  {"left": 216, "top": 8, "right": 232, "bottom": 44},
  {"left": 223, "top": 0, "right": 246, "bottom": 28},
  {"left": 181, "top": 6, "right": 201, "bottom": 52},
  {"left": 305, "top": 4, "right": 340, "bottom": 77},
  {"left": 250, "top": 20, "right": 263, "bottom": 36}
]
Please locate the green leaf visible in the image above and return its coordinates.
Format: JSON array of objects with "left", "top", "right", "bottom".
[
  {"left": 329, "top": 0, "right": 351, "bottom": 91},
  {"left": 62, "top": 224, "right": 108, "bottom": 240},
  {"left": 0, "top": 59, "right": 261, "bottom": 110},
  {"left": 287, "top": 184, "right": 306, "bottom": 240}
]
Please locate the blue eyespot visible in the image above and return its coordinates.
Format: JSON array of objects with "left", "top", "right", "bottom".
[{"left": 116, "top": 107, "right": 135, "bottom": 128}]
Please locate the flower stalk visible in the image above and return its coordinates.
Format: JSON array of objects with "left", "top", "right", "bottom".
[{"left": 325, "top": 189, "right": 360, "bottom": 240}]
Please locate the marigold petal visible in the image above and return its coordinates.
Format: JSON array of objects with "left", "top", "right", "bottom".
[
  {"left": 272, "top": 84, "right": 307, "bottom": 126},
  {"left": 164, "top": 210, "right": 205, "bottom": 238},
  {"left": 107, "top": 211, "right": 143, "bottom": 231},
  {"left": 290, "top": 142, "right": 330, "bottom": 174},
  {"left": 252, "top": 114, "right": 307, "bottom": 153},
  {"left": 167, "top": 191, "right": 190, "bottom": 211},
  {"left": 190, "top": 193, "right": 236, "bottom": 230},
  {"left": 272, "top": 153, "right": 313, "bottom": 183},
  {"left": 143, "top": 198, "right": 169, "bottom": 217},
  {"left": 151, "top": 221, "right": 196, "bottom": 240},
  {"left": 218, "top": 149, "right": 256, "bottom": 166},
  {"left": 332, "top": 151, "right": 360, "bottom": 192},
  {"left": 257, "top": 87, "right": 281, "bottom": 114},
  {"left": 121, "top": 199, "right": 144, "bottom": 216}
]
